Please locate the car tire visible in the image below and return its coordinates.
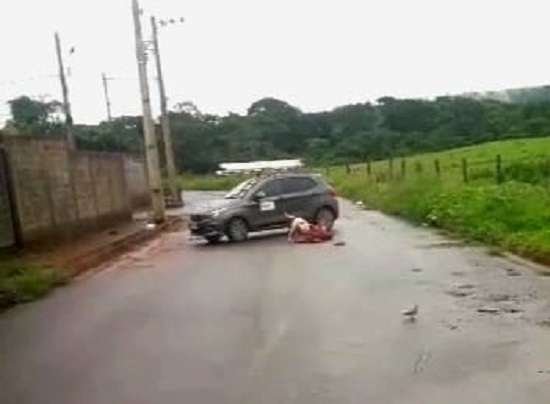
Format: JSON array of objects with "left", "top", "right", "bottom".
[
  {"left": 315, "top": 207, "right": 335, "bottom": 230},
  {"left": 205, "top": 235, "right": 222, "bottom": 244},
  {"left": 226, "top": 218, "right": 249, "bottom": 242}
]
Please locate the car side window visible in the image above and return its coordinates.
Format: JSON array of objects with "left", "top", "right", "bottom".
[
  {"left": 257, "top": 179, "right": 283, "bottom": 197},
  {"left": 281, "top": 177, "right": 317, "bottom": 194}
]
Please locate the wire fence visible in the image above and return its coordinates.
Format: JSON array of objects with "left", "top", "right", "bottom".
[{"left": 328, "top": 154, "right": 550, "bottom": 187}]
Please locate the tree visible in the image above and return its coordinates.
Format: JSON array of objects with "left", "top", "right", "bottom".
[
  {"left": 6, "top": 96, "right": 63, "bottom": 136},
  {"left": 5, "top": 87, "right": 550, "bottom": 174},
  {"left": 75, "top": 116, "right": 144, "bottom": 155}
]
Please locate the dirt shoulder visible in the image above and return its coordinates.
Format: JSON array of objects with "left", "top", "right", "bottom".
[{"left": 0, "top": 216, "right": 183, "bottom": 311}]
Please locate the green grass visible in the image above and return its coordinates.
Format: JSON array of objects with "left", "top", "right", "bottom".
[
  {"left": 177, "top": 174, "right": 247, "bottom": 191},
  {"left": 328, "top": 136, "right": 550, "bottom": 265},
  {"left": 0, "top": 256, "right": 68, "bottom": 310}
]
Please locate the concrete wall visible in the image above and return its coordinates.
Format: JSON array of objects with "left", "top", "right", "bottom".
[
  {"left": 0, "top": 136, "right": 149, "bottom": 245},
  {"left": 0, "top": 149, "right": 15, "bottom": 248},
  {"left": 124, "top": 156, "right": 150, "bottom": 209}
]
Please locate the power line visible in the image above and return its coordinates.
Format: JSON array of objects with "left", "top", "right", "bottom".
[{"left": 0, "top": 75, "right": 57, "bottom": 87}]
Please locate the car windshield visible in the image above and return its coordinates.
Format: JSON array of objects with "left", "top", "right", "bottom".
[{"left": 224, "top": 178, "right": 258, "bottom": 199}]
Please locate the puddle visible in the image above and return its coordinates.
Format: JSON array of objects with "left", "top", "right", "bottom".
[
  {"left": 420, "top": 241, "right": 468, "bottom": 249},
  {"left": 505, "top": 268, "right": 521, "bottom": 277},
  {"left": 486, "top": 293, "right": 516, "bottom": 303},
  {"left": 446, "top": 289, "right": 474, "bottom": 298}
]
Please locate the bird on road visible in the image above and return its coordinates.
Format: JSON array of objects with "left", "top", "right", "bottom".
[{"left": 402, "top": 304, "right": 419, "bottom": 320}]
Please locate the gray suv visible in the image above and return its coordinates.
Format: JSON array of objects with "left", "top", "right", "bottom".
[{"left": 188, "top": 173, "right": 339, "bottom": 243}]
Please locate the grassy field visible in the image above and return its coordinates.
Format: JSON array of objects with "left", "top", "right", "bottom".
[
  {"left": 327, "top": 136, "right": 550, "bottom": 264},
  {"left": 336, "top": 137, "right": 550, "bottom": 185},
  {"left": 177, "top": 137, "right": 550, "bottom": 264},
  {"left": 0, "top": 254, "right": 68, "bottom": 310}
]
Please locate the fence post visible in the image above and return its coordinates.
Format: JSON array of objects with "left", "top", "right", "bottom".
[
  {"left": 345, "top": 163, "right": 350, "bottom": 174},
  {"left": 496, "top": 154, "right": 503, "bottom": 184},
  {"left": 366, "top": 160, "right": 371, "bottom": 177},
  {"left": 389, "top": 157, "right": 394, "bottom": 180},
  {"left": 415, "top": 161, "right": 423, "bottom": 174},
  {"left": 400, "top": 158, "right": 406, "bottom": 179},
  {"left": 462, "top": 157, "right": 469, "bottom": 183},
  {"left": 434, "top": 159, "right": 441, "bottom": 177}
]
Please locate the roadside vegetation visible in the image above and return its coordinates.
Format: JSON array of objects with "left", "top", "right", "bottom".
[
  {"left": 176, "top": 137, "right": 550, "bottom": 265},
  {"left": 177, "top": 174, "right": 246, "bottom": 192},
  {"left": 0, "top": 254, "right": 68, "bottom": 310},
  {"left": 327, "top": 137, "right": 550, "bottom": 265}
]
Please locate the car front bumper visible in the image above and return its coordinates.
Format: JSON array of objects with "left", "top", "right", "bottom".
[{"left": 188, "top": 217, "right": 225, "bottom": 237}]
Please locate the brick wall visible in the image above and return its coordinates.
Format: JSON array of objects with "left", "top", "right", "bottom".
[{"left": 0, "top": 136, "right": 149, "bottom": 245}]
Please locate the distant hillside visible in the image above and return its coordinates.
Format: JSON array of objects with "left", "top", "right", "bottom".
[{"left": 463, "top": 85, "right": 550, "bottom": 105}]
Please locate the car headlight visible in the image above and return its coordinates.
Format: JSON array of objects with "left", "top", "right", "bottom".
[{"left": 211, "top": 208, "right": 227, "bottom": 218}]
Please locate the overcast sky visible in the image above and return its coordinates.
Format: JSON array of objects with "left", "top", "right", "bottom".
[{"left": 1, "top": 0, "right": 549, "bottom": 124}]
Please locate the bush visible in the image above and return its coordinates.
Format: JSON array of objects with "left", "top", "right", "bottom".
[{"left": 330, "top": 171, "right": 550, "bottom": 265}]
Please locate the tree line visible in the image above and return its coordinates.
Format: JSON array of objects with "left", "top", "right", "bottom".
[{"left": 3, "top": 92, "right": 550, "bottom": 173}]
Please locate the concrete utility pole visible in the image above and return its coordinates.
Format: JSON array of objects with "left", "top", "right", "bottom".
[
  {"left": 131, "top": 0, "right": 166, "bottom": 223},
  {"left": 101, "top": 73, "right": 113, "bottom": 122},
  {"left": 151, "top": 16, "right": 181, "bottom": 206},
  {"left": 54, "top": 32, "right": 75, "bottom": 150}
]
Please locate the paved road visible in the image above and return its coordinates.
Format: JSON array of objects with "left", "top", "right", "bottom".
[{"left": 2, "top": 194, "right": 550, "bottom": 403}]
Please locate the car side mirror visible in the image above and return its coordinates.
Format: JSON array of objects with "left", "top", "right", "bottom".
[{"left": 253, "top": 191, "right": 266, "bottom": 201}]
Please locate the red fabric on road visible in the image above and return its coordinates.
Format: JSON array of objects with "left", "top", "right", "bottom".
[{"left": 296, "top": 225, "right": 333, "bottom": 243}]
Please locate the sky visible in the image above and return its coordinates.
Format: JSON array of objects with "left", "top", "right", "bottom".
[{"left": 1, "top": 0, "right": 550, "bottom": 124}]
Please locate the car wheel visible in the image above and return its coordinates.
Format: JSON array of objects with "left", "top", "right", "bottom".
[
  {"left": 315, "top": 207, "right": 335, "bottom": 230},
  {"left": 205, "top": 235, "right": 222, "bottom": 244},
  {"left": 226, "top": 218, "right": 249, "bottom": 242}
]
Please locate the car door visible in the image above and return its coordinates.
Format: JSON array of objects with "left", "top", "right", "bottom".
[
  {"left": 250, "top": 178, "right": 285, "bottom": 229},
  {"left": 279, "top": 177, "right": 319, "bottom": 221}
]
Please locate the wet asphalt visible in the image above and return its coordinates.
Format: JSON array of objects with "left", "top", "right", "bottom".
[{"left": 2, "top": 193, "right": 550, "bottom": 403}]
